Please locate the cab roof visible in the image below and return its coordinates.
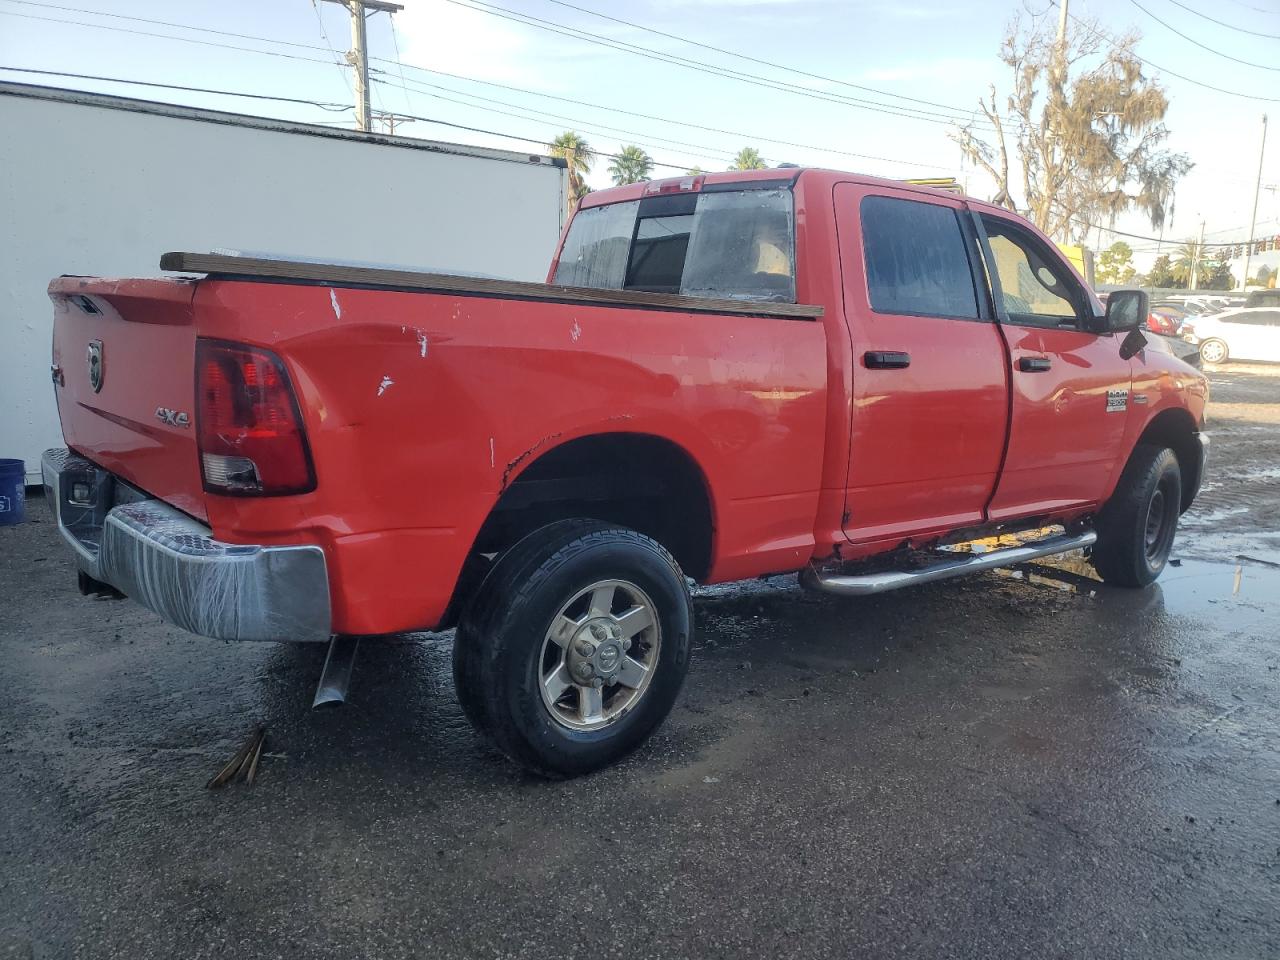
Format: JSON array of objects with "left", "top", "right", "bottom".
[{"left": 578, "top": 167, "right": 972, "bottom": 210}]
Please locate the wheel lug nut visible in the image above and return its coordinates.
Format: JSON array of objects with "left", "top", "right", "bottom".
[
  {"left": 575, "top": 663, "right": 592, "bottom": 679},
  {"left": 592, "top": 678, "right": 603, "bottom": 688},
  {"left": 622, "top": 638, "right": 631, "bottom": 651},
  {"left": 591, "top": 624, "right": 606, "bottom": 640},
  {"left": 576, "top": 641, "right": 593, "bottom": 656}
]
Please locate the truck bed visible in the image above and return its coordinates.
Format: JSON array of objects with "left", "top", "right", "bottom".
[{"left": 49, "top": 255, "right": 830, "bottom": 635}]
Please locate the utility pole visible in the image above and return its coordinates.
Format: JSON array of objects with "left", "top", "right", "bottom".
[
  {"left": 1242, "top": 114, "right": 1269, "bottom": 291},
  {"left": 318, "top": 0, "right": 404, "bottom": 132},
  {"left": 1190, "top": 219, "right": 1205, "bottom": 292},
  {"left": 1057, "top": 0, "right": 1069, "bottom": 54},
  {"left": 373, "top": 111, "right": 415, "bottom": 136}
]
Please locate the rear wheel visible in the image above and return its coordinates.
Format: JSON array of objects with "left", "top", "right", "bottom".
[
  {"left": 1199, "top": 338, "right": 1228, "bottom": 365},
  {"left": 1092, "top": 444, "right": 1182, "bottom": 588},
  {"left": 453, "top": 520, "right": 692, "bottom": 777}
]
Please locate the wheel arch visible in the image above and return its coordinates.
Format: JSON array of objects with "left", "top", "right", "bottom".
[
  {"left": 443, "top": 431, "right": 717, "bottom": 627},
  {"left": 1132, "top": 407, "right": 1203, "bottom": 512}
]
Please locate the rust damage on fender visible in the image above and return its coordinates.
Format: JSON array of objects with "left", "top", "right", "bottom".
[{"left": 501, "top": 432, "right": 564, "bottom": 492}]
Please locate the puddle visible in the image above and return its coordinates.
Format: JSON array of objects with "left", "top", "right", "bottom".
[
  {"left": 1181, "top": 506, "right": 1251, "bottom": 526},
  {"left": 1150, "top": 557, "right": 1280, "bottom": 617}
]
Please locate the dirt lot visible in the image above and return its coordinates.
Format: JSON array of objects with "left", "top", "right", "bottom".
[{"left": 2, "top": 363, "right": 1279, "bottom": 960}]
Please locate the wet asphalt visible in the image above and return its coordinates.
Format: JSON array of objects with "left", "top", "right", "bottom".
[{"left": 3, "top": 364, "right": 1280, "bottom": 959}]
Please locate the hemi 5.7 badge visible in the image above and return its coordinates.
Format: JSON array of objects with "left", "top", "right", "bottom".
[{"left": 1106, "top": 389, "right": 1129, "bottom": 413}]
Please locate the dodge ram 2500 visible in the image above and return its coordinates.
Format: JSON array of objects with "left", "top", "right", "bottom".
[{"left": 43, "top": 168, "right": 1208, "bottom": 776}]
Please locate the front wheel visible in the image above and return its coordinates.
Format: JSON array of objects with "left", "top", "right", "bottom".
[
  {"left": 1092, "top": 444, "right": 1182, "bottom": 588},
  {"left": 1199, "top": 338, "right": 1228, "bottom": 365},
  {"left": 453, "top": 520, "right": 692, "bottom": 777}
]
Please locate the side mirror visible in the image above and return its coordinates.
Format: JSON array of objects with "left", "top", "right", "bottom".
[{"left": 1104, "top": 289, "right": 1148, "bottom": 333}]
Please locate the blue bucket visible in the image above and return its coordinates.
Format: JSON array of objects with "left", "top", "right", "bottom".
[{"left": 0, "top": 459, "right": 26, "bottom": 526}]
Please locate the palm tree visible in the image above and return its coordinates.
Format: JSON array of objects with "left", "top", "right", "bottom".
[
  {"left": 608, "top": 145, "right": 654, "bottom": 185},
  {"left": 686, "top": 166, "right": 705, "bottom": 176},
  {"left": 730, "top": 147, "right": 767, "bottom": 171},
  {"left": 1172, "top": 239, "right": 1202, "bottom": 287},
  {"left": 549, "top": 131, "right": 595, "bottom": 216}
]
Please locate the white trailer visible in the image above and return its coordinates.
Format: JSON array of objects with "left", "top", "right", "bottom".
[{"left": 0, "top": 83, "right": 567, "bottom": 483}]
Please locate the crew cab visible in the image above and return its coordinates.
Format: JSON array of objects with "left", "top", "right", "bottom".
[{"left": 43, "top": 168, "right": 1208, "bottom": 776}]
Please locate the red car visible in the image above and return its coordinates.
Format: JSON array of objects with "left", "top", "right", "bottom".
[
  {"left": 1147, "top": 307, "right": 1182, "bottom": 336},
  {"left": 43, "top": 168, "right": 1208, "bottom": 775}
]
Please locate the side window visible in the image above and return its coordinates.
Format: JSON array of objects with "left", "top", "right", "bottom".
[
  {"left": 981, "top": 216, "right": 1083, "bottom": 329},
  {"left": 860, "top": 196, "right": 979, "bottom": 319}
]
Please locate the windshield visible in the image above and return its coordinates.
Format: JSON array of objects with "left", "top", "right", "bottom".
[{"left": 553, "top": 187, "right": 796, "bottom": 303}]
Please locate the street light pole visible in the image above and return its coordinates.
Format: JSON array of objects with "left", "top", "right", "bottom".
[
  {"left": 1242, "top": 114, "right": 1269, "bottom": 291},
  {"left": 1190, "top": 219, "right": 1205, "bottom": 292}
]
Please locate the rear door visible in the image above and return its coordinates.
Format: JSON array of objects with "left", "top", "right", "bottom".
[
  {"left": 976, "top": 212, "right": 1132, "bottom": 520},
  {"left": 834, "top": 184, "right": 1009, "bottom": 543}
]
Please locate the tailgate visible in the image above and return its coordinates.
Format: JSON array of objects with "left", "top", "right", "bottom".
[{"left": 48, "top": 277, "right": 207, "bottom": 521}]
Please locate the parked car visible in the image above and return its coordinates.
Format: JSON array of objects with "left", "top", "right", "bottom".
[
  {"left": 41, "top": 169, "right": 1209, "bottom": 776},
  {"left": 1147, "top": 306, "right": 1183, "bottom": 336},
  {"left": 1182, "top": 306, "right": 1280, "bottom": 364}
]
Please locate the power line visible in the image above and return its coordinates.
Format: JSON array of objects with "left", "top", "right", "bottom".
[
  {"left": 0, "top": 0, "right": 971, "bottom": 174},
  {"left": 1049, "top": 1, "right": 1280, "bottom": 101},
  {"left": 0, "top": 10, "right": 343, "bottom": 68},
  {"left": 369, "top": 66, "right": 955, "bottom": 171},
  {"left": 1154, "top": 0, "right": 1280, "bottom": 40},
  {"left": 536, "top": 0, "right": 983, "bottom": 120},
  {"left": 372, "top": 74, "right": 745, "bottom": 166},
  {"left": 0, "top": 0, "right": 333, "bottom": 53},
  {"left": 0, "top": 65, "right": 354, "bottom": 111},
  {"left": 306, "top": 0, "right": 354, "bottom": 95},
  {"left": 437, "top": 0, "right": 1000, "bottom": 129},
  {"left": 1070, "top": 216, "right": 1272, "bottom": 247},
  {"left": 1122, "top": 0, "right": 1280, "bottom": 71}
]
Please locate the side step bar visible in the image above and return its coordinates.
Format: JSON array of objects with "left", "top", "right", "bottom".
[{"left": 803, "top": 531, "right": 1097, "bottom": 597}]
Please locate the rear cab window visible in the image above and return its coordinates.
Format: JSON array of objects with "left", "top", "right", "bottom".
[{"left": 553, "top": 185, "right": 796, "bottom": 303}]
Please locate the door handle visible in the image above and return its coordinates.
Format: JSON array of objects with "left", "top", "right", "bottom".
[
  {"left": 1018, "top": 357, "right": 1052, "bottom": 372},
  {"left": 864, "top": 350, "right": 911, "bottom": 369}
]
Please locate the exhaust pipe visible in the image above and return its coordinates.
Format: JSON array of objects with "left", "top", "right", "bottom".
[{"left": 312, "top": 635, "right": 360, "bottom": 708}]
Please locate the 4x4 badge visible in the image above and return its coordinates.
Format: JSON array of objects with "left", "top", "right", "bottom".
[
  {"left": 155, "top": 407, "right": 191, "bottom": 428},
  {"left": 87, "top": 340, "right": 104, "bottom": 393},
  {"left": 1106, "top": 389, "right": 1129, "bottom": 413}
]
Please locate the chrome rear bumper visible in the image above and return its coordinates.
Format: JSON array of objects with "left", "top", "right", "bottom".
[{"left": 41, "top": 448, "right": 331, "bottom": 642}]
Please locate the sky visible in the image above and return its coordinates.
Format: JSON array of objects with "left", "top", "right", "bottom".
[{"left": 2, "top": 0, "right": 1278, "bottom": 277}]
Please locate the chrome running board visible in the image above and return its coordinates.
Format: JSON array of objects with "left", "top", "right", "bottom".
[{"left": 803, "top": 531, "right": 1097, "bottom": 597}]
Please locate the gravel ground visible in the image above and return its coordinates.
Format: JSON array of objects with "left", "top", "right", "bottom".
[{"left": 2, "top": 362, "right": 1278, "bottom": 960}]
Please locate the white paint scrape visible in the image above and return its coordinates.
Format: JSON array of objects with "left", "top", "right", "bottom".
[
  {"left": 330, "top": 288, "right": 342, "bottom": 319},
  {"left": 570, "top": 320, "right": 582, "bottom": 342},
  {"left": 417, "top": 331, "right": 429, "bottom": 358},
  {"left": 377, "top": 375, "right": 394, "bottom": 396},
  {"left": 489, "top": 437, "right": 496, "bottom": 469}
]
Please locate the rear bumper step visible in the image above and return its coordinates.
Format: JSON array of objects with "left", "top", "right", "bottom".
[
  {"left": 42, "top": 448, "right": 331, "bottom": 642},
  {"left": 803, "top": 531, "right": 1098, "bottom": 597}
]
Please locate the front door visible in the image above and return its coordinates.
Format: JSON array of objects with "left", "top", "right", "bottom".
[
  {"left": 977, "top": 212, "right": 1133, "bottom": 520},
  {"left": 835, "top": 184, "right": 1010, "bottom": 544}
]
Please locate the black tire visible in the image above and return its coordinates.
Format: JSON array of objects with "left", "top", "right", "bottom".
[
  {"left": 453, "top": 519, "right": 693, "bottom": 777},
  {"left": 1092, "top": 444, "right": 1182, "bottom": 588}
]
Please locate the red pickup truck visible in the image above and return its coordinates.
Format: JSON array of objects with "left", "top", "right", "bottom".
[{"left": 43, "top": 168, "right": 1208, "bottom": 776}]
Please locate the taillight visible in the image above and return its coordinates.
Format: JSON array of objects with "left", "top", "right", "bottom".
[{"left": 195, "top": 339, "right": 315, "bottom": 496}]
